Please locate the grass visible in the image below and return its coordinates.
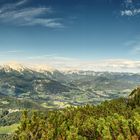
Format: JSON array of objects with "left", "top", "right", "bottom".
[{"left": 0, "top": 124, "right": 20, "bottom": 134}]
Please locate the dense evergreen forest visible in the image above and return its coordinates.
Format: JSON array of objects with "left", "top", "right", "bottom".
[{"left": 12, "top": 87, "right": 140, "bottom": 140}]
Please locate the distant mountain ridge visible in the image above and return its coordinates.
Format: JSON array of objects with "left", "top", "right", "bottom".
[
  {"left": 1, "top": 62, "right": 140, "bottom": 75},
  {"left": 0, "top": 62, "right": 140, "bottom": 109}
]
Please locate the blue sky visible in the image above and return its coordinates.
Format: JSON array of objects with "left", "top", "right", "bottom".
[{"left": 0, "top": 0, "right": 140, "bottom": 72}]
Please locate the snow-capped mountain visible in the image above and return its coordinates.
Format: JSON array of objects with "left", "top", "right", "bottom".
[
  {"left": 0, "top": 61, "right": 56, "bottom": 73},
  {"left": 0, "top": 62, "right": 26, "bottom": 72}
]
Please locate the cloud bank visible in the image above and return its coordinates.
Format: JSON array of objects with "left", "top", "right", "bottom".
[
  {"left": 22, "top": 55, "right": 140, "bottom": 73},
  {"left": 0, "top": 51, "right": 140, "bottom": 73}
]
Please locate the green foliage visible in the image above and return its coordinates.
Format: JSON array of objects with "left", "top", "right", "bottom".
[
  {"left": 0, "top": 124, "right": 19, "bottom": 134},
  {"left": 14, "top": 110, "right": 140, "bottom": 140},
  {"left": 13, "top": 89, "right": 140, "bottom": 140},
  {"left": 128, "top": 87, "right": 140, "bottom": 108}
]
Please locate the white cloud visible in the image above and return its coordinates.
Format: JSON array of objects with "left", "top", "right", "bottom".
[
  {"left": 126, "top": 0, "right": 133, "bottom": 3},
  {"left": 27, "top": 54, "right": 57, "bottom": 60},
  {"left": 71, "top": 59, "right": 140, "bottom": 73},
  {"left": 132, "top": 45, "right": 140, "bottom": 54},
  {"left": 27, "top": 55, "right": 77, "bottom": 62},
  {"left": 21, "top": 18, "right": 63, "bottom": 28},
  {"left": 124, "top": 0, "right": 134, "bottom": 8},
  {"left": 125, "top": 39, "right": 140, "bottom": 55},
  {"left": 0, "top": 50, "right": 24, "bottom": 57},
  {"left": 121, "top": 10, "right": 133, "bottom": 16},
  {"left": 0, "top": 0, "right": 27, "bottom": 12},
  {"left": 48, "top": 59, "right": 139, "bottom": 73},
  {"left": 121, "top": 0, "right": 140, "bottom": 16},
  {"left": 13, "top": 8, "right": 49, "bottom": 19},
  {"left": 0, "top": 0, "right": 63, "bottom": 28},
  {"left": 16, "top": 0, "right": 28, "bottom": 6},
  {"left": 121, "top": 9, "right": 140, "bottom": 16},
  {"left": 134, "top": 9, "right": 140, "bottom": 15}
]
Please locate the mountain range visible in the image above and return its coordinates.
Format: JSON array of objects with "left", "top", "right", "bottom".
[{"left": 0, "top": 62, "right": 140, "bottom": 109}]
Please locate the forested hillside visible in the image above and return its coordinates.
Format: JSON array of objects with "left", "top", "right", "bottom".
[
  {"left": 13, "top": 87, "right": 140, "bottom": 140},
  {"left": 1, "top": 66, "right": 140, "bottom": 109}
]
